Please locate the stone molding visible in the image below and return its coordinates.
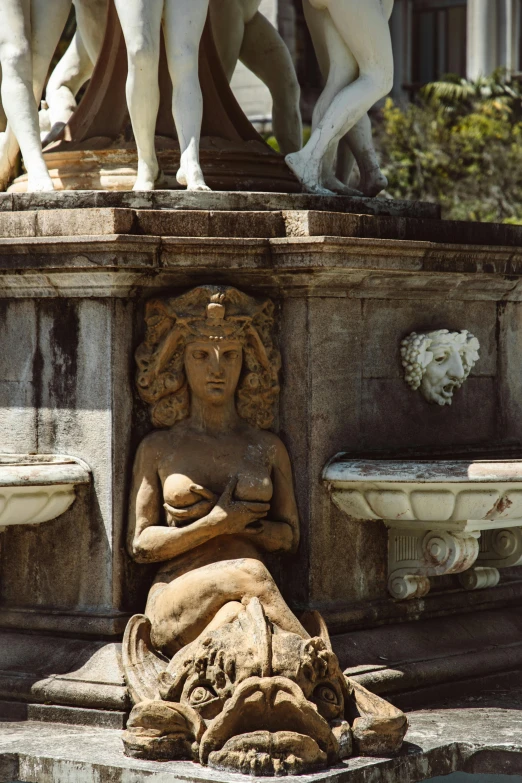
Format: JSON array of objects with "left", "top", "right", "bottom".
[{"left": 2, "top": 232, "right": 522, "bottom": 300}]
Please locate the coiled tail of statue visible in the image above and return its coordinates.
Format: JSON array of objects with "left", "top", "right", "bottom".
[{"left": 122, "top": 614, "right": 169, "bottom": 704}]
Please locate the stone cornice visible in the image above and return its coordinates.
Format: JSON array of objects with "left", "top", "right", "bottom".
[{"left": 1, "top": 232, "right": 522, "bottom": 300}]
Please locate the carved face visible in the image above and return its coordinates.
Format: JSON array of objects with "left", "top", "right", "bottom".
[
  {"left": 420, "top": 337, "right": 467, "bottom": 406},
  {"left": 184, "top": 339, "right": 243, "bottom": 406},
  {"left": 401, "top": 329, "right": 480, "bottom": 406},
  {"left": 124, "top": 601, "right": 354, "bottom": 775}
]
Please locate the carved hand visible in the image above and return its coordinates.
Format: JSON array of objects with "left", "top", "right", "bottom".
[
  {"left": 209, "top": 477, "right": 270, "bottom": 535},
  {"left": 164, "top": 484, "right": 217, "bottom": 527}
]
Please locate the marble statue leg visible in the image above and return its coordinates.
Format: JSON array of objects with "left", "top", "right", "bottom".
[
  {"left": 0, "top": 0, "right": 71, "bottom": 192},
  {"left": 344, "top": 115, "right": 389, "bottom": 197},
  {"left": 0, "top": 67, "right": 6, "bottom": 133},
  {"left": 288, "top": 0, "right": 393, "bottom": 195},
  {"left": 239, "top": 12, "right": 302, "bottom": 155},
  {"left": 208, "top": 0, "right": 244, "bottom": 81},
  {"left": 44, "top": 0, "right": 107, "bottom": 141},
  {"left": 209, "top": 1, "right": 301, "bottom": 155},
  {"left": 114, "top": 0, "right": 163, "bottom": 191},
  {"left": 301, "top": 0, "right": 362, "bottom": 196},
  {"left": 340, "top": 0, "right": 393, "bottom": 196},
  {"left": 162, "top": 0, "right": 210, "bottom": 191},
  {"left": 43, "top": 32, "right": 91, "bottom": 140}
]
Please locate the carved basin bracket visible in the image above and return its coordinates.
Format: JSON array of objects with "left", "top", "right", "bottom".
[
  {"left": 323, "top": 456, "right": 522, "bottom": 600},
  {"left": 387, "top": 526, "right": 483, "bottom": 600},
  {"left": 0, "top": 454, "right": 91, "bottom": 530}
]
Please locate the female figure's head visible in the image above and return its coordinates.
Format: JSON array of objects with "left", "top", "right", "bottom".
[{"left": 135, "top": 286, "right": 281, "bottom": 429}]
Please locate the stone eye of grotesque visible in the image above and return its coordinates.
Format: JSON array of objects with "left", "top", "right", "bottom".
[
  {"left": 189, "top": 684, "right": 217, "bottom": 705},
  {"left": 314, "top": 685, "right": 339, "bottom": 705}
]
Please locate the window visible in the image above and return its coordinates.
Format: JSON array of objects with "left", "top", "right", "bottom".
[{"left": 412, "top": 1, "right": 467, "bottom": 86}]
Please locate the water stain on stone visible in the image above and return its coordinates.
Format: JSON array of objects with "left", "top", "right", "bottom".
[{"left": 47, "top": 300, "right": 80, "bottom": 406}]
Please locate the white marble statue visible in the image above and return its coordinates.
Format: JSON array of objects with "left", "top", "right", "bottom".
[
  {"left": 42, "top": 0, "right": 302, "bottom": 160},
  {"left": 0, "top": 0, "right": 72, "bottom": 192},
  {"left": 286, "top": 0, "right": 394, "bottom": 196},
  {"left": 209, "top": 0, "right": 302, "bottom": 155},
  {"left": 113, "top": 0, "right": 211, "bottom": 192},
  {"left": 401, "top": 330, "right": 480, "bottom": 406}
]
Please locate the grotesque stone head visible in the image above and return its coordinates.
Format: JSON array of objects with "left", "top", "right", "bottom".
[
  {"left": 401, "top": 329, "right": 480, "bottom": 406},
  {"left": 122, "top": 600, "right": 406, "bottom": 775}
]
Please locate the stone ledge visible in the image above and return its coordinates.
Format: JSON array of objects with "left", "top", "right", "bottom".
[
  {"left": 0, "top": 701, "right": 126, "bottom": 730},
  {"left": 0, "top": 607, "right": 130, "bottom": 637},
  {"left": 0, "top": 190, "right": 440, "bottom": 219},
  {"left": 0, "top": 708, "right": 521, "bottom": 783}
]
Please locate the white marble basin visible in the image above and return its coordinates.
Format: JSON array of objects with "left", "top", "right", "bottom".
[
  {"left": 324, "top": 458, "right": 522, "bottom": 531},
  {"left": 323, "top": 456, "right": 522, "bottom": 599},
  {"left": 0, "top": 455, "right": 90, "bottom": 528}
]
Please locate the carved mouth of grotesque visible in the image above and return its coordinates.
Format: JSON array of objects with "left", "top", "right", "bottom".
[
  {"left": 441, "top": 382, "right": 456, "bottom": 397},
  {"left": 199, "top": 676, "right": 337, "bottom": 776}
]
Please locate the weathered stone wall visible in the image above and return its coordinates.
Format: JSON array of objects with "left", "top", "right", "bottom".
[
  {"left": 277, "top": 296, "right": 522, "bottom": 623},
  {"left": 1, "top": 194, "right": 521, "bottom": 641},
  {"left": 0, "top": 298, "right": 135, "bottom": 635}
]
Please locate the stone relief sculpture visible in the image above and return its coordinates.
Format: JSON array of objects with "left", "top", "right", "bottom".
[
  {"left": 285, "top": 0, "right": 394, "bottom": 196},
  {"left": 401, "top": 329, "right": 480, "bottom": 406},
  {"left": 121, "top": 285, "right": 407, "bottom": 774},
  {"left": 0, "top": 0, "right": 72, "bottom": 191}
]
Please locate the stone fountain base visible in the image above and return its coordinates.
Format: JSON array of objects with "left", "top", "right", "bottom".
[
  {"left": 1, "top": 690, "right": 522, "bottom": 783},
  {"left": 1, "top": 191, "right": 522, "bottom": 781}
]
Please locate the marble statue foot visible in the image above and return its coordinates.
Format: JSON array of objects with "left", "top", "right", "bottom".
[
  {"left": 359, "top": 168, "right": 388, "bottom": 198},
  {"left": 133, "top": 160, "right": 160, "bottom": 192},
  {"left": 27, "top": 172, "right": 55, "bottom": 193},
  {"left": 176, "top": 157, "right": 211, "bottom": 192},
  {"left": 285, "top": 152, "right": 335, "bottom": 196},
  {"left": 322, "top": 175, "right": 363, "bottom": 197}
]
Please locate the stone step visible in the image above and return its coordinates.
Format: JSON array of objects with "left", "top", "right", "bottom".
[{"left": 1, "top": 206, "right": 522, "bottom": 247}]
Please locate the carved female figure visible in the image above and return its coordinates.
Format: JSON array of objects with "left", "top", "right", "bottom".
[
  {"left": 113, "top": 0, "right": 211, "bottom": 192},
  {"left": 130, "top": 286, "right": 308, "bottom": 656},
  {"left": 0, "top": 0, "right": 72, "bottom": 191},
  {"left": 286, "top": 0, "right": 394, "bottom": 196}
]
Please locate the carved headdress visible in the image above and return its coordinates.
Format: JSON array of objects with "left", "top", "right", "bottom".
[{"left": 135, "top": 286, "right": 281, "bottom": 429}]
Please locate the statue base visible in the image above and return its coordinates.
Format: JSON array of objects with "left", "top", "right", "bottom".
[
  {"left": 1, "top": 696, "right": 521, "bottom": 782},
  {"left": 8, "top": 138, "right": 301, "bottom": 194},
  {"left": 1, "top": 190, "right": 522, "bottom": 778}
]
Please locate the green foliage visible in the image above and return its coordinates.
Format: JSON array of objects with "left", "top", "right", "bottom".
[{"left": 374, "top": 70, "right": 522, "bottom": 223}]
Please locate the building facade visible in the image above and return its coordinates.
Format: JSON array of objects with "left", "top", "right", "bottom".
[{"left": 231, "top": 0, "right": 522, "bottom": 129}]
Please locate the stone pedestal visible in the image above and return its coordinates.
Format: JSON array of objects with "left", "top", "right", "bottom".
[{"left": 1, "top": 191, "right": 522, "bottom": 737}]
